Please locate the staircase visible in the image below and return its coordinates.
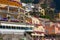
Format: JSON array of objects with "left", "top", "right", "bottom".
[{"left": 26, "top": 33, "right": 33, "bottom": 40}]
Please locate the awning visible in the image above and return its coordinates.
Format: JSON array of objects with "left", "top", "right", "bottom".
[
  {"left": 31, "top": 33, "right": 44, "bottom": 36},
  {"left": 0, "top": 23, "right": 34, "bottom": 27}
]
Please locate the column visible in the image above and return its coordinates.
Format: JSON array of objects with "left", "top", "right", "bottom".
[
  {"left": 7, "top": 5, "right": 9, "bottom": 13},
  {"left": 17, "top": 7, "right": 20, "bottom": 19}
]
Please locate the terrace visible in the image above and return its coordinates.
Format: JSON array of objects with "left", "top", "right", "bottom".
[{"left": 0, "top": 4, "right": 28, "bottom": 23}]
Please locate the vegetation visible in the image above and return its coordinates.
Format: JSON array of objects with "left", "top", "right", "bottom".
[
  {"left": 21, "top": 0, "right": 34, "bottom": 3},
  {"left": 41, "top": 4, "right": 47, "bottom": 9},
  {"left": 40, "top": 15, "right": 50, "bottom": 19}
]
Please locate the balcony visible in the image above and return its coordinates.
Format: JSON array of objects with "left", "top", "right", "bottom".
[
  {"left": 10, "top": 19, "right": 19, "bottom": 22},
  {"left": 0, "top": 9, "right": 18, "bottom": 15},
  {"left": 0, "top": 10, "right": 8, "bottom": 13},
  {"left": 0, "top": 18, "right": 8, "bottom": 21}
]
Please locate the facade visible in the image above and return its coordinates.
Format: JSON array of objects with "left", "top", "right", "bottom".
[
  {"left": 38, "top": 18, "right": 60, "bottom": 40},
  {"left": 44, "top": 22, "right": 60, "bottom": 40},
  {"left": 0, "top": 1, "right": 34, "bottom": 40}
]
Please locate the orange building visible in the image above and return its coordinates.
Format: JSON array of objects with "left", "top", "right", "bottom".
[
  {"left": 0, "top": 0, "right": 22, "bottom": 7},
  {"left": 45, "top": 22, "right": 60, "bottom": 40}
]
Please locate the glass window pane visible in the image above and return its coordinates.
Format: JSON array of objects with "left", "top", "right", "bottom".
[
  {"left": 0, "top": 26, "right": 2, "bottom": 28},
  {"left": 2, "top": 26, "right": 5, "bottom": 29},
  {"left": 30, "top": 27, "right": 32, "bottom": 30},
  {"left": 20, "top": 27, "right": 25, "bottom": 30},
  {"left": 12, "top": 27, "right": 16, "bottom": 29},
  {"left": 6, "top": 26, "right": 11, "bottom": 29},
  {"left": 16, "top": 27, "right": 20, "bottom": 29},
  {"left": 25, "top": 27, "right": 28, "bottom": 30}
]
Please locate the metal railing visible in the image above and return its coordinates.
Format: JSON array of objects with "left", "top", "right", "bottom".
[
  {"left": 0, "top": 10, "right": 8, "bottom": 13},
  {"left": 0, "top": 9, "right": 18, "bottom": 14}
]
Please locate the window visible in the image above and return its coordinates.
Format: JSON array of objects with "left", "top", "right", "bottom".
[
  {"left": 40, "top": 9, "right": 41, "bottom": 10},
  {"left": 0, "top": 26, "right": 2, "bottom": 28},
  {"left": 0, "top": 26, "right": 33, "bottom": 30},
  {"left": 25, "top": 27, "right": 32, "bottom": 30},
  {"left": 29, "top": 27, "right": 32, "bottom": 30},
  {"left": 2, "top": 26, "right": 5, "bottom": 29},
  {"left": 10, "top": 16, "right": 15, "bottom": 20},
  {"left": 12, "top": 27, "right": 16, "bottom": 29},
  {"left": 52, "top": 30, "right": 55, "bottom": 32},
  {"left": 42, "top": 11, "right": 43, "bottom": 12},
  {"left": 25, "top": 27, "right": 29, "bottom": 30},
  {"left": 7, "top": 37, "right": 11, "bottom": 40},
  {"left": 16, "top": 27, "right": 20, "bottom": 29},
  {"left": 21, "top": 21, "right": 23, "bottom": 23},
  {"left": 6, "top": 26, "right": 11, "bottom": 29},
  {"left": 20, "top": 27, "right": 25, "bottom": 30},
  {"left": 21, "top": 17, "right": 24, "bottom": 20},
  {"left": 45, "top": 30, "right": 48, "bottom": 33},
  {"left": 45, "top": 22, "right": 50, "bottom": 27}
]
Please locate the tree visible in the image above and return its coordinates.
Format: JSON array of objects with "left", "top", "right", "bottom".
[
  {"left": 33, "top": 0, "right": 40, "bottom": 4},
  {"left": 41, "top": 4, "right": 47, "bottom": 9},
  {"left": 45, "top": 8, "right": 56, "bottom": 22},
  {"left": 21, "top": 0, "right": 34, "bottom": 3}
]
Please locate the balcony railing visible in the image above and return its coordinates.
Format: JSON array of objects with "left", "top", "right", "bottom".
[
  {"left": 0, "top": 10, "right": 8, "bottom": 13},
  {"left": 0, "top": 9, "right": 19, "bottom": 14},
  {"left": 0, "top": 18, "right": 8, "bottom": 21},
  {"left": 10, "top": 19, "right": 19, "bottom": 22}
]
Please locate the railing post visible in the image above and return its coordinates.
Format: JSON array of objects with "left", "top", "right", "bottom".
[
  {"left": 17, "top": 7, "right": 20, "bottom": 20},
  {"left": 18, "top": 7, "right": 20, "bottom": 13}
]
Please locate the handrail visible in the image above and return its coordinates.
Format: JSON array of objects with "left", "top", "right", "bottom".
[
  {"left": 0, "top": 10, "right": 18, "bottom": 14},
  {"left": 0, "top": 10, "right": 8, "bottom": 13}
]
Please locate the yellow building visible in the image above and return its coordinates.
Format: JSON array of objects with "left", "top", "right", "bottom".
[
  {"left": 58, "top": 13, "right": 60, "bottom": 19},
  {"left": 55, "top": 12, "right": 60, "bottom": 19},
  {"left": 38, "top": 7, "right": 45, "bottom": 15}
]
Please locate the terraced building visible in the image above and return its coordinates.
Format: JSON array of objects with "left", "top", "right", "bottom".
[{"left": 0, "top": 0, "right": 34, "bottom": 40}]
